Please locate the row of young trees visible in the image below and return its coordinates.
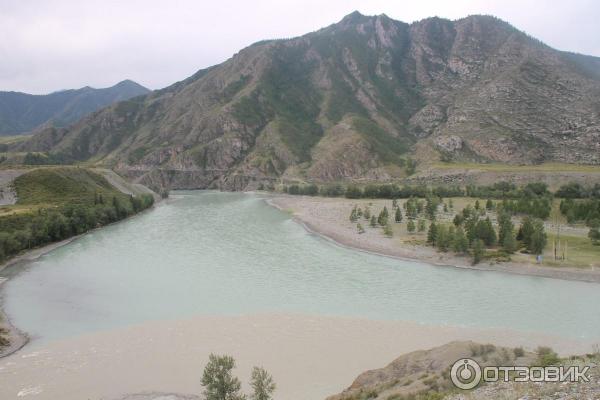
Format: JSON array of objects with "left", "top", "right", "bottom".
[
  {"left": 286, "top": 183, "right": 464, "bottom": 199},
  {"left": 350, "top": 197, "right": 548, "bottom": 264},
  {"left": 559, "top": 198, "right": 600, "bottom": 245},
  {"left": 559, "top": 198, "right": 600, "bottom": 226},
  {"left": 282, "top": 180, "right": 600, "bottom": 200},
  {"left": 555, "top": 182, "right": 600, "bottom": 199},
  {"left": 201, "top": 354, "right": 275, "bottom": 400},
  {"left": 0, "top": 193, "right": 154, "bottom": 262},
  {"left": 283, "top": 182, "right": 557, "bottom": 221}
]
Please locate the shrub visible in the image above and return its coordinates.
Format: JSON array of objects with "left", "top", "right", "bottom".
[{"left": 536, "top": 346, "right": 560, "bottom": 366}]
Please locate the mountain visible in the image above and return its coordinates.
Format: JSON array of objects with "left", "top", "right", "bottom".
[
  {"left": 0, "top": 80, "right": 150, "bottom": 135},
  {"left": 14, "top": 12, "right": 600, "bottom": 190}
]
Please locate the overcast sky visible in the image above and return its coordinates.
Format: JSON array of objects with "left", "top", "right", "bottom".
[{"left": 1, "top": 0, "right": 599, "bottom": 94}]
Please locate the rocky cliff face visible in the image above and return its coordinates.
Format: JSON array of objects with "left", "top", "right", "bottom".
[{"left": 14, "top": 12, "right": 600, "bottom": 191}]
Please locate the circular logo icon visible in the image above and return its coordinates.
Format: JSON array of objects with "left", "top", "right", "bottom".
[{"left": 450, "top": 358, "right": 482, "bottom": 390}]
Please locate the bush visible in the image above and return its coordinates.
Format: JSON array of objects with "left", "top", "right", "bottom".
[
  {"left": 513, "top": 347, "right": 525, "bottom": 358},
  {"left": 536, "top": 346, "right": 560, "bottom": 366}
]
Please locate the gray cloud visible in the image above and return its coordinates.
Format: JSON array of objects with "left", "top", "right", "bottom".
[{"left": 1, "top": 0, "right": 598, "bottom": 94}]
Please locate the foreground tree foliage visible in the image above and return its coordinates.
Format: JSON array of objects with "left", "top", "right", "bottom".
[
  {"left": 250, "top": 367, "right": 276, "bottom": 400},
  {"left": 201, "top": 354, "right": 245, "bottom": 400},
  {"left": 200, "top": 355, "right": 276, "bottom": 400}
]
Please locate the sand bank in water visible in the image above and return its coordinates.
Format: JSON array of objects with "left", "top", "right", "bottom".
[
  {"left": 268, "top": 195, "right": 600, "bottom": 283},
  {"left": 0, "top": 313, "right": 595, "bottom": 400}
]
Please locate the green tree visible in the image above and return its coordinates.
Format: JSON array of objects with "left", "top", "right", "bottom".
[
  {"left": 425, "top": 196, "right": 440, "bottom": 220},
  {"left": 378, "top": 207, "right": 389, "bottom": 226},
  {"left": 370, "top": 215, "right": 377, "bottom": 227},
  {"left": 427, "top": 222, "right": 438, "bottom": 245},
  {"left": 383, "top": 223, "right": 393, "bottom": 237},
  {"left": 201, "top": 354, "right": 245, "bottom": 400},
  {"left": 590, "top": 227, "right": 600, "bottom": 245},
  {"left": 472, "top": 239, "right": 485, "bottom": 265},
  {"left": 519, "top": 216, "right": 535, "bottom": 248},
  {"left": 395, "top": 207, "right": 403, "bottom": 223},
  {"left": 345, "top": 185, "right": 362, "bottom": 199},
  {"left": 503, "top": 232, "right": 518, "bottom": 254},
  {"left": 474, "top": 217, "right": 497, "bottom": 247},
  {"left": 498, "top": 212, "right": 517, "bottom": 253},
  {"left": 363, "top": 207, "right": 371, "bottom": 220},
  {"left": 529, "top": 220, "right": 547, "bottom": 255},
  {"left": 474, "top": 200, "right": 481, "bottom": 211},
  {"left": 405, "top": 198, "right": 417, "bottom": 219},
  {"left": 497, "top": 213, "right": 512, "bottom": 245},
  {"left": 417, "top": 219, "right": 426, "bottom": 232},
  {"left": 436, "top": 226, "right": 451, "bottom": 252},
  {"left": 453, "top": 214, "right": 464, "bottom": 226},
  {"left": 485, "top": 199, "right": 494, "bottom": 211},
  {"left": 407, "top": 219, "right": 416, "bottom": 234},
  {"left": 452, "top": 227, "right": 469, "bottom": 254},
  {"left": 250, "top": 366, "right": 276, "bottom": 400}
]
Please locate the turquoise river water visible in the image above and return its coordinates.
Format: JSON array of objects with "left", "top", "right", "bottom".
[{"left": 2, "top": 191, "right": 600, "bottom": 342}]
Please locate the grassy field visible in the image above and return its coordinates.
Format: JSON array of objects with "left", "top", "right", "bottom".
[
  {"left": 12, "top": 167, "right": 124, "bottom": 206},
  {"left": 0, "top": 135, "right": 31, "bottom": 145},
  {"left": 430, "top": 162, "right": 600, "bottom": 174}
]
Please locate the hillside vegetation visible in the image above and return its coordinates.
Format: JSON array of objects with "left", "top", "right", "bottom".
[
  {"left": 10, "top": 12, "right": 600, "bottom": 191},
  {"left": 0, "top": 167, "right": 154, "bottom": 263},
  {"left": 0, "top": 80, "right": 149, "bottom": 135}
]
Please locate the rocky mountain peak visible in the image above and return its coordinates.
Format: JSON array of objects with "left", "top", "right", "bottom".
[{"left": 12, "top": 13, "right": 600, "bottom": 191}]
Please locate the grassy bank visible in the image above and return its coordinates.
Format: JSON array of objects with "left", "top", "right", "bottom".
[
  {"left": 0, "top": 167, "right": 155, "bottom": 264},
  {"left": 430, "top": 162, "right": 600, "bottom": 174}
]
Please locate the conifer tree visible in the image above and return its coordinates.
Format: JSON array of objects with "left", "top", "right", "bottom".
[
  {"left": 395, "top": 207, "right": 403, "bottom": 223},
  {"left": 407, "top": 219, "right": 416, "bottom": 234},
  {"left": 427, "top": 222, "right": 438, "bottom": 245}
]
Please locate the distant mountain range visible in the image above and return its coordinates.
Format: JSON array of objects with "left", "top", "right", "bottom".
[
  {"left": 0, "top": 80, "right": 150, "bottom": 135},
  {"left": 13, "top": 12, "right": 600, "bottom": 190}
]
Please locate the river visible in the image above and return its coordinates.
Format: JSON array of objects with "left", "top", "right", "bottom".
[{"left": 2, "top": 191, "right": 600, "bottom": 343}]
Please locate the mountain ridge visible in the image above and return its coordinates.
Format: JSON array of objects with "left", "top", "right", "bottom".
[
  {"left": 0, "top": 80, "right": 150, "bottom": 135},
  {"left": 12, "top": 12, "right": 600, "bottom": 191}
]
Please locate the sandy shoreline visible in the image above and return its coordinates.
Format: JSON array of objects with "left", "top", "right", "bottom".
[
  {"left": 0, "top": 238, "right": 79, "bottom": 359},
  {"left": 267, "top": 195, "right": 600, "bottom": 284},
  {"left": 0, "top": 199, "right": 166, "bottom": 359},
  {"left": 0, "top": 313, "right": 595, "bottom": 400}
]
